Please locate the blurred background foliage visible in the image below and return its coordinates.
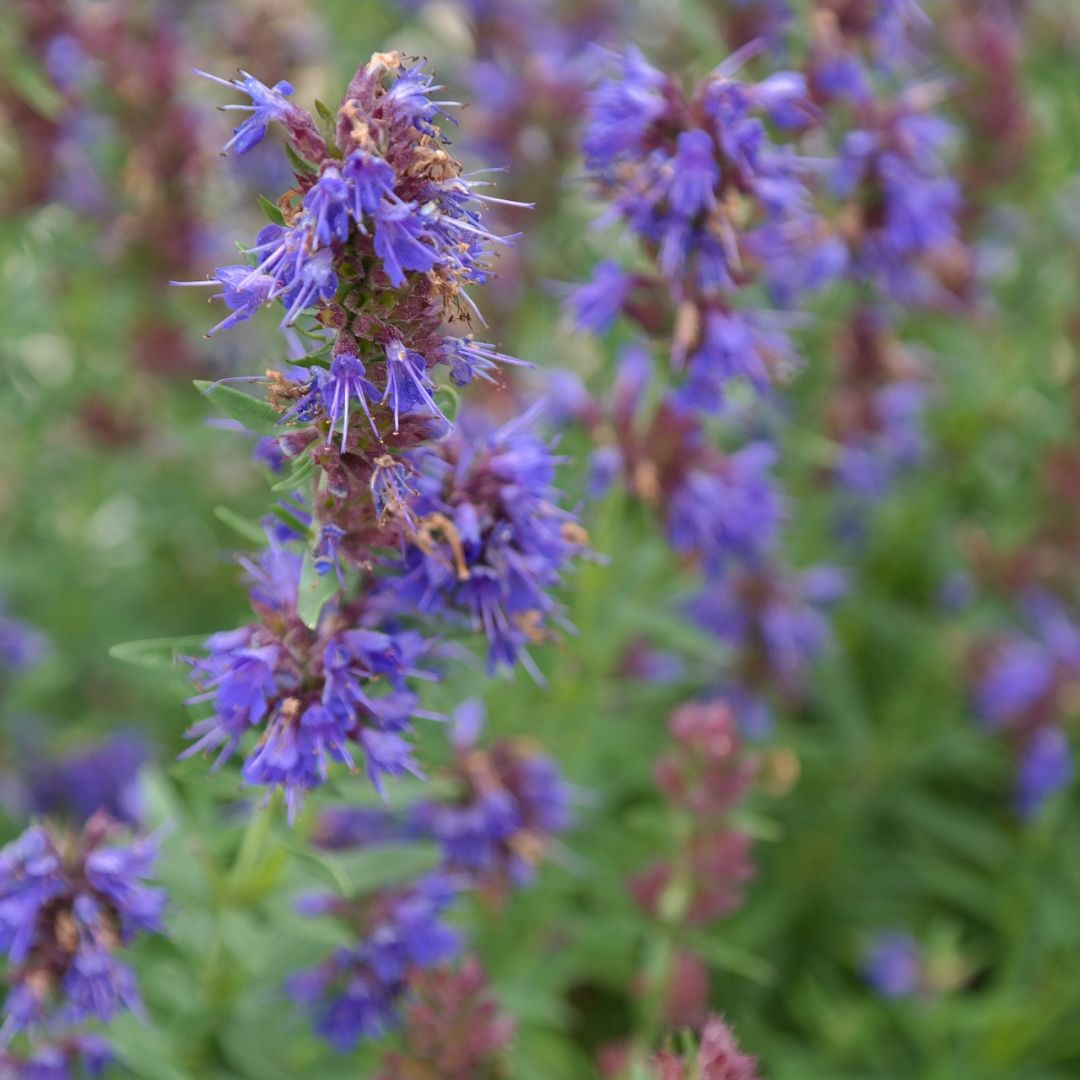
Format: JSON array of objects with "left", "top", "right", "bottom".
[{"left": 2, "top": 0, "right": 1080, "bottom": 1077}]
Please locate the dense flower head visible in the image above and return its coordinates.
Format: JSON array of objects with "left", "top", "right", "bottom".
[
  {"left": 288, "top": 873, "right": 460, "bottom": 1051},
  {"left": 690, "top": 563, "right": 847, "bottom": 696},
  {"left": 651, "top": 1014, "right": 760, "bottom": 1080},
  {"left": 179, "top": 49, "right": 527, "bottom": 454},
  {"left": 182, "top": 527, "right": 435, "bottom": 816},
  {"left": 375, "top": 956, "right": 515, "bottom": 1080},
  {"left": 374, "top": 406, "right": 588, "bottom": 678},
  {"left": 576, "top": 45, "right": 824, "bottom": 404},
  {"left": 655, "top": 700, "right": 756, "bottom": 817},
  {"left": 0, "top": 815, "right": 164, "bottom": 1037}
]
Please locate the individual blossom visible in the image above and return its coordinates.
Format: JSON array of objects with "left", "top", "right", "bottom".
[
  {"left": 0, "top": 815, "right": 165, "bottom": 1037},
  {"left": 375, "top": 956, "right": 515, "bottom": 1080},
  {"left": 862, "top": 931, "right": 923, "bottom": 999},
  {"left": 288, "top": 873, "right": 460, "bottom": 1052}
]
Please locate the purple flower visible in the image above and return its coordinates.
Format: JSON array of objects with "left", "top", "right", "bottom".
[
  {"left": 289, "top": 874, "right": 461, "bottom": 1051},
  {"left": 374, "top": 201, "right": 438, "bottom": 286},
  {"left": 304, "top": 167, "right": 353, "bottom": 248},
  {"left": 0, "top": 819, "right": 164, "bottom": 1035},
  {"left": 667, "top": 441, "right": 783, "bottom": 573},
  {"left": 669, "top": 130, "right": 720, "bottom": 219},
  {"left": 23, "top": 734, "right": 148, "bottom": 827},
  {"left": 568, "top": 261, "right": 632, "bottom": 334},
  {"left": 690, "top": 564, "right": 846, "bottom": 693},
  {"left": 317, "top": 353, "right": 380, "bottom": 448},
  {"left": 341, "top": 150, "right": 396, "bottom": 219},
  {"left": 863, "top": 933, "right": 921, "bottom": 998},
  {"left": 195, "top": 70, "right": 299, "bottom": 154},
  {"left": 382, "top": 340, "right": 448, "bottom": 433},
  {"left": 1016, "top": 728, "right": 1072, "bottom": 819},
  {"left": 377, "top": 406, "right": 585, "bottom": 678},
  {"left": 583, "top": 47, "right": 667, "bottom": 169}
]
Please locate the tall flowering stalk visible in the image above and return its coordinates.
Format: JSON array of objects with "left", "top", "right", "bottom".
[
  {"left": 172, "top": 48, "right": 583, "bottom": 1050},
  {"left": 176, "top": 51, "right": 585, "bottom": 814}
]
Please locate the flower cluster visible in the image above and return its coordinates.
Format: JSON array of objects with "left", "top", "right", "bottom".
[
  {"left": 972, "top": 591, "right": 1080, "bottom": 817},
  {"left": 862, "top": 931, "right": 923, "bottom": 999},
  {"left": 375, "top": 956, "right": 515, "bottom": 1080},
  {"left": 374, "top": 407, "right": 588, "bottom": 677},
  {"left": 315, "top": 700, "right": 572, "bottom": 893},
  {"left": 575, "top": 46, "right": 823, "bottom": 406},
  {"left": 631, "top": 701, "right": 757, "bottom": 927},
  {"left": 651, "top": 1014, "right": 760, "bottom": 1080},
  {"left": 0, "top": 815, "right": 164, "bottom": 1053},
  {"left": 183, "top": 526, "right": 434, "bottom": 818},
  {"left": 288, "top": 873, "right": 460, "bottom": 1052}
]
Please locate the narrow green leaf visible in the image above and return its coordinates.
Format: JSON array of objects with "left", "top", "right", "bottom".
[
  {"left": 284, "top": 142, "right": 317, "bottom": 175},
  {"left": 257, "top": 194, "right": 285, "bottom": 226},
  {"left": 194, "top": 379, "right": 282, "bottom": 436},
  {"left": 109, "top": 635, "right": 210, "bottom": 669},
  {"left": 685, "top": 934, "right": 776, "bottom": 985},
  {"left": 314, "top": 98, "right": 336, "bottom": 127},
  {"left": 214, "top": 506, "right": 267, "bottom": 545},
  {"left": 297, "top": 554, "right": 338, "bottom": 629},
  {"left": 270, "top": 454, "right": 315, "bottom": 492}
]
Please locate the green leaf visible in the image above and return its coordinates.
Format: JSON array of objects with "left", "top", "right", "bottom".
[
  {"left": 297, "top": 554, "right": 338, "bottom": 629},
  {"left": 194, "top": 379, "right": 282, "bottom": 436},
  {"left": 284, "top": 142, "right": 317, "bottom": 176},
  {"left": 214, "top": 506, "right": 268, "bottom": 545},
  {"left": 109, "top": 635, "right": 210, "bottom": 669},
  {"left": 257, "top": 194, "right": 285, "bottom": 226},
  {"left": 685, "top": 934, "right": 776, "bottom": 985},
  {"left": 270, "top": 454, "right": 315, "bottom": 492},
  {"left": 271, "top": 504, "right": 314, "bottom": 540},
  {"left": 290, "top": 841, "right": 442, "bottom": 899},
  {"left": 314, "top": 99, "right": 336, "bottom": 127}
]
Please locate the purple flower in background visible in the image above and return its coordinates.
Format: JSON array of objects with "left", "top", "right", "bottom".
[
  {"left": 0, "top": 613, "right": 49, "bottom": 672},
  {"left": 975, "top": 591, "right": 1080, "bottom": 731},
  {"left": 568, "top": 261, "right": 633, "bottom": 334},
  {"left": 0, "top": 817, "right": 164, "bottom": 1037},
  {"left": 863, "top": 932, "right": 922, "bottom": 998},
  {"left": 289, "top": 873, "right": 460, "bottom": 1051},
  {"left": 691, "top": 564, "right": 847, "bottom": 693},
  {"left": 1016, "top": 728, "right": 1072, "bottom": 818},
  {"left": 22, "top": 734, "right": 148, "bottom": 826}
]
